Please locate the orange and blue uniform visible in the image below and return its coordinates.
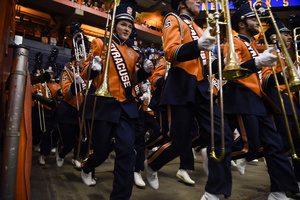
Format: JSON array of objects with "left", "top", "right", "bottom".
[
  {"left": 145, "top": 13, "right": 233, "bottom": 197},
  {"left": 80, "top": 34, "right": 150, "bottom": 199},
  {"left": 32, "top": 79, "right": 60, "bottom": 157},
  {"left": 262, "top": 51, "right": 300, "bottom": 183},
  {"left": 55, "top": 65, "right": 88, "bottom": 160},
  {"left": 223, "top": 34, "right": 298, "bottom": 193}
]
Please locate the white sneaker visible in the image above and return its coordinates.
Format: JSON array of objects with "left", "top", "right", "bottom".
[
  {"left": 252, "top": 159, "right": 259, "bottom": 162},
  {"left": 176, "top": 169, "right": 195, "bottom": 185},
  {"left": 75, "top": 160, "right": 82, "bottom": 168},
  {"left": 81, "top": 170, "right": 96, "bottom": 186},
  {"left": 201, "top": 148, "right": 209, "bottom": 176},
  {"left": 134, "top": 171, "right": 146, "bottom": 187},
  {"left": 231, "top": 160, "right": 237, "bottom": 167},
  {"left": 236, "top": 158, "right": 247, "bottom": 175},
  {"left": 55, "top": 150, "right": 64, "bottom": 167},
  {"left": 51, "top": 148, "right": 56, "bottom": 154},
  {"left": 192, "top": 148, "right": 197, "bottom": 160},
  {"left": 144, "top": 160, "right": 159, "bottom": 189},
  {"left": 38, "top": 155, "right": 46, "bottom": 165},
  {"left": 151, "top": 146, "right": 159, "bottom": 152},
  {"left": 90, "top": 178, "right": 97, "bottom": 186},
  {"left": 267, "top": 192, "right": 290, "bottom": 200},
  {"left": 200, "top": 192, "right": 220, "bottom": 200}
]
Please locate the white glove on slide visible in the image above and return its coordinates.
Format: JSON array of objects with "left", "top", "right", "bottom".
[
  {"left": 254, "top": 48, "right": 278, "bottom": 69},
  {"left": 75, "top": 74, "right": 84, "bottom": 85},
  {"left": 91, "top": 56, "right": 102, "bottom": 72},
  {"left": 143, "top": 59, "right": 154, "bottom": 73},
  {"left": 197, "top": 27, "right": 216, "bottom": 51}
]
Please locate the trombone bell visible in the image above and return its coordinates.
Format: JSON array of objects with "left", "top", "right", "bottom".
[
  {"left": 221, "top": 64, "right": 252, "bottom": 80},
  {"left": 91, "top": 79, "right": 114, "bottom": 97}
]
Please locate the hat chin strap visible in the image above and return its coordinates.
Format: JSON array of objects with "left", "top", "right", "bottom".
[{"left": 182, "top": 0, "right": 196, "bottom": 17}]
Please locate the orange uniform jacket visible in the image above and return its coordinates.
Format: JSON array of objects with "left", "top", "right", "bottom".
[
  {"left": 149, "top": 56, "right": 167, "bottom": 111},
  {"left": 32, "top": 81, "right": 60, "bottom": 116},
  {"left": 55, "top": 66, "right": 85, "bottom": 124},
  {"left": 160, "top": 14, "right": 214, "bottom": 106},
  {"left": 223, "top": 34, "right": 278, "bottom": 115},
  {"left": 80, "top": 35, "right": 150, "bottom": 122}
]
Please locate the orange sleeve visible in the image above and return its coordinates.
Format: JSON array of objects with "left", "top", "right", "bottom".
[
  {"left": 61, "top": 68, "right": 75, "bottom": 102},
  {"left": 163, "top": 15, "right": 182, "bottom": 63},
  {"left": 151, "top": 58, "right": 166, "bottom": 88}
]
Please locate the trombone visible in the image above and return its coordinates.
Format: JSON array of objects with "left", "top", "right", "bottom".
[
  {"left": 77, "top": 0, "right": 117, "bottom": 163},
  {"left": 37, "top": 69, "right": 50, "bottom": 133},
  {"left": 205, "top": 0, "right": 252, "bottom": 162},
  {"left": 253, "top": 1, "right": 300, "bottom": 159}
]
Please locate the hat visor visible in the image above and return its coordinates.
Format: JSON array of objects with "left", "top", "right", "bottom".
[
  {"left": 280, "top": 27, "right": 290, "bottom": 32},
  {"left": 115, "top": 15, "right": 134, "bottom": 24}
]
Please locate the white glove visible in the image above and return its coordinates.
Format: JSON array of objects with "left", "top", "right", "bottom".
[
  {"left": 75, "top": 73, "right": 84, "bottom": 85},
  {"left": 143, "top": 59, "right": 154, "bottom": 73},
  {"left": 91, "top": 56, "right": 102, "bottom": 72},
  {"left": 254, "top": 48, "right": 278, "bottom": 69},
  {"left": 197, "top": 27, "right": 216, "bottom": 51},
  {"left": 140, "top": 83, "right": 148, "bottom": 93},
  {"left": 141, "top": 92, "right": 150, "bottom": 101}
]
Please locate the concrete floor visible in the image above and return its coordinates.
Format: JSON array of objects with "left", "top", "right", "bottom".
[{"left": 30, "top": 150, "right": 275, "bottom": 200}]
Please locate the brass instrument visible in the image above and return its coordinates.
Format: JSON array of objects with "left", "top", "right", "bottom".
[
  {"left": 254, "top": 1, "right": 300, "bottom": 159},
  {"left": 73, "top": 32, "right": 87, "bottom": 62},
  {"left": 206, "top": 0, "right": 252, "bottom": 81},
  {"left": 36, "top": 69, "right": 50, "bottom": 133},
  {"left": 77, "top": 0, "right": 117, "bottom": 163}
]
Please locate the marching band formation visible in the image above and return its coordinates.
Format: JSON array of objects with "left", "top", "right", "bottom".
[{"left": 29, "top": 0, "right": 300, "bottom": 199}]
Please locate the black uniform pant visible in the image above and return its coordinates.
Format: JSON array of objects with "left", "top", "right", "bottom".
[
  {"left": 273, "top": 114, "right": 300, "bottom": 182},
  {"left": 147, "top": 100, "right": 233, "bottom": 197},
  {"left": 57, "top": 122, "right": 88, "bottom": 159},
  {"left": 39, "top": 109, "right": 54, "bottom": 156},
  {"left": 146, "top": 109, "right": 195, "bottom": 170},
  {"left": 82, "top": 110, "right": 136, "bottom": 200},
  {"left": 227, "top": 114, "right": 299, "bottom": 193}
]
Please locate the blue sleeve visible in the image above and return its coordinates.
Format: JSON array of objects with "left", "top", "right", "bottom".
[{"left": 176, "top": 40, "right": 200, "bottom": 62}]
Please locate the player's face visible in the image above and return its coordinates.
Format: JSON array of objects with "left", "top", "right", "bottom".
[
  {"left": 246, "top": 17, "right": 260, "bottom": 36},
  {"left": 49, "top": 72, "right": 54, "bottom": 79},
  {"left": 185, "top": 0, "right": 201, "bottom": 16},
  {"left": 280, "top": 31, "right": 292, "bottom": 47},
  {"left": 116, "top": 19, "right": 133, "bottom": 41}
]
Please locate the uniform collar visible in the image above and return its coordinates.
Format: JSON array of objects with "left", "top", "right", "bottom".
[
  {"left": 112, "top": 34, "right": 127, "bottom": 46},
  {"left": 238, "top": 34, "right": 253, "bottom": 43},
  {"left": 179, "top": 13, "right": 193, "bottom": 21}
]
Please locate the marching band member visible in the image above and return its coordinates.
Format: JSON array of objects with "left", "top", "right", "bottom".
[
  {"left": 79, "top": 1, "right": 153, "bottom": 200},
  {"left": 143, "top": 0, "right": 233, "bottom": 199},
  {"left": 147, "top": 54, "right": 196, "bottom": 185},
  {"left": 55, "top": 55, "right": 88, "bottom": 169},
  {"left": 55, "top": 22, "right": 89, "bottom": 169},
  {"left": 133, "top": 79, "right": 158, "bottom": 188},
  {"left": 261, "top": 18, "right": 300, "bottom": 199},
  {"left": 32, "top": 66, "right": 61, "bottom": 165},
  {"left": 224, "top": 1, "right": 299, "bottom": 199}
]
